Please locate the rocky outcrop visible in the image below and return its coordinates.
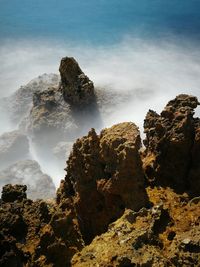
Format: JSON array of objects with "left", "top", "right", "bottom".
[
  {"left": 0, "top": 130, "right": 30, "bottom": 169},
  {"left": 59, "top": 57, "right": 95, "bottom": 106},
  {"left": 0, "top": 74, "right": 60, "bottom": 127},
  {"left": 72, "top": 187, "right": 200, "bottom": 266},
  {"left": 0, "top": 184, "right": 84, "bottom": 267},
  {"left": 28, "top": 86, "right": 78, "bottom": 143},
  {"left": 1, "top": 94, "right": 200, "bottom": 267},
  {"left": 143, "top": 94, "right": 200, "bottom": 195},
  {"left": 27, "top": 58, "right": 101, "bottom": 156},
  {"left": 0, "top": 160, "right": 56, "bottom": 200},
  {"left": 57, "top": 122, "right": 149, "bottom": 243}
]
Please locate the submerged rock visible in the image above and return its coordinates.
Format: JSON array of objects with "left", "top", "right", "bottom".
[
  {"left": 0, "top": 73, "right": 60, "bottom": 127},
  {"left": 0, "top": 160, "right": 56, "bottom": 200},
  {"left": 28, "top": 86, "right": 78, "bottom": 143},
  {"left": 0, "top": 130, "right": 30, "bottom": 169}
]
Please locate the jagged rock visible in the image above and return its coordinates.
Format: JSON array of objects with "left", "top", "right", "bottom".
[
  {"left": 72, "top": 187, "right": 200, "bottom": 266},
  {"left": 59, "top": 57, "right": 95, "bottom": 106},
  {"left": 0, "top": 130, "right": 30, "bottom": 169},
  {"left": 0, "top": 73, "right": 60, "bottom": 127},
  {"left": 1, "top": 184, "right": 27, "bottom": 202},
  {"left": 143, "top": 94, "right": 200, "bottom": 195},
  {"left": 28, "top": 87, "right": 78, "bottom": 142},
  {"left": 1, "top": 95, "right": 200, "bottom": 267},
  {"left": 188, "top": 117, "right": 200, "bottom": 196},
  {"left": 57, "top": 122, "right": 149, "bottom": 243},
  {"left": 0, "top": 184, "right": 84, "bottom": 267},
  {"left": 0, "top": 160, "right": 56, "bottom": 200}
]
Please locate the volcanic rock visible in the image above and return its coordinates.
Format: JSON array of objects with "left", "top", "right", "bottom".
[
  {"left": 0, "top": 73, "right": 60, "bottom": 127},
  {"left": 27, "top": 59, "right": 101, "bottom": 154},
  {"left": 59, "top": 57, "right": 95, "bottom": 106},
  {"left": 28, "top": 87, "right": 78, "bottom": 144},
  {"left": 72, "top": 187, "right": 200, "bottom": 266},
  {"left": 0, "top": 130, "right": 30, "bottom": 169},
  {"left": 0, "top": 160, "right": 56, "bottom": 200},
  {"left": 1, "top": 94, "right": 200, "bottom": 267},
  {"left": 143, "top": 94, "right": 200, "bottom": 195},
  {"left": 0, "top": 184, "right": 84, "bottom": 267},
  {"left": 57, "top": 122, "right": 149, "bottom": 243}
]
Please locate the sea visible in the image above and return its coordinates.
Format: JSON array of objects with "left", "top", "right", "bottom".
[{"left": 1, "top": 0, "right": 200, "bottom": 186}]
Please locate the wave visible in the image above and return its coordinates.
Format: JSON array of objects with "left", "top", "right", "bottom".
[{"left": 1, "top": 36, "right": 200, "bottom": 186}]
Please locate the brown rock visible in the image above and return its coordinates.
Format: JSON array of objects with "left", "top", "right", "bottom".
[
  {"left": 58, "top": 122, "right": 149, "bottom": 243},
  {"left": 1, "top": 184, "right": 27, "bottom": 202},
  {"left": 143, "top": 94, "right": 200, "bottom": 194},
  {"left": 59, "top": 57, "right": 95, "bottom": 106},
  {"left": 0, "top": 184, "right": 84, "bottom": 267},
  {"left": 72, "top": 187, "right": 200, "bottom": 267}
]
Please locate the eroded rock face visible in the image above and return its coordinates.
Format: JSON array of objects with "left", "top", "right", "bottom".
[
  {"left": 0, "top": 184, "right": 84, "bottom": 267},
  {"left": 0, "top": 73, "right": 60, "bottom": 127},
  {"left": 59, "top": 57, "right": 95, "bottom": 106},
  {"left": 0, "top": 130, "right": 30, "bottom": 169},
  {"left": 0, "top": 160, "right": 56, "bottom": 200},
  {"left": 58, "top": 122, "right": 149, "bottom": 243},
  {"left": 1, "top": 94, "right": 200, "bottom": 267},
  {"left": 143, "top": 94, "right": 200, "bottom": 195},
  {"left": 72, "top": 187, "right": 200, "bottom": 267}
]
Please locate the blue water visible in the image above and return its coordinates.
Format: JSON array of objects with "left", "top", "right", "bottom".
[{"left": 0, "top": 0, "right": 200, "bottom": 44}]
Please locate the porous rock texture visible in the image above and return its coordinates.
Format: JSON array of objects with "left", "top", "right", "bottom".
[
  {"left": 72, "top": 188, "right": 200, "bottom": 267},
  {"left": 0, "top": 184, "right": 84, "bottom": 267},
  {"left": 1, "top": 94, "right": 200, "bottom": 267},
  {"left": 59, "top": 57, "right": 95, "bottom": 106},
  {"left": 143, "top": 94, "right": 200, "bottom": 196},
  {"left": 57, "top": 122, "right": 149, "bottom": 244}
]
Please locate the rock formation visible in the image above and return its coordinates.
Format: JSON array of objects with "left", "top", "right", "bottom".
[
  {"left": 28, "top": 86, "right": 78, "bottom": 143},
  {"left": 57, "top": 122, "right": 149, "bottom": 243},
  {"left": 1, "top": 94, "right": 200, "bottom": 267},
  {"left": 0, "top": 184, "right": 84, "bottom": 267},
  {"left": 72, "top": 188, "right": 200, "bottom": 266},
  {"left": 0, "top": 160, "right": 56, "bottom": 200},
  {"left": 0, "top": 74, "right": 60, "bottom": 127},
  {"left": 143, "top": 94, "right": 200, "bottom": 196},
  {"left": 59, "top": 57, "right": 95, "bottom": 106}
]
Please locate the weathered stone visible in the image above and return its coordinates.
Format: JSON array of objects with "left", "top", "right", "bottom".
[
  {"left": 143, "top": 94, "right": 200, "bottom": 194},
  {"left": 58, "top": 122, "right": 149, "bottom": 243},
  {"left": 72, "top": 187, "right": 200, "bottom": 267},
  {"left": 0, "top": 73, "right": 60, "bottom": 127},
  {"left": 59, "top": 57, "right": 95, "bottom": 106},
  {"left": 1, "top": 184, "right": 27, "bottom": 202},
  {"left": 0, "top": 184, "right": 84, "bottom": 267}
]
